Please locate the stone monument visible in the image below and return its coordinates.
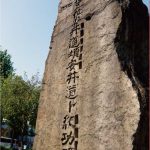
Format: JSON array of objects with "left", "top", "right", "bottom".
[{"left": 33, "top": 0, "right": 149, "bottom": 149}]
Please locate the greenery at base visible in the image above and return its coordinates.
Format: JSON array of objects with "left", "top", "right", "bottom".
[
  {"left": 0, "top": 48, "right": 41, "bottom": 149},
  {"left": 1, "top": 74, "right": 41, "bottom": 143}
]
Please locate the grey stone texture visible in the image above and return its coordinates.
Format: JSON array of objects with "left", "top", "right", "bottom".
[{"left": 33, "top": 0, "right": 149, "bottom": 149}]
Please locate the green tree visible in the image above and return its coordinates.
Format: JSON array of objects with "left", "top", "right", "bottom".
[
  {"left": 0, "top": 47, "right": 14, "bottom": 124},
  {"left": 0, "top": 48, "right": 14, "bottom": 78},
  {"left": 1, "top": 74, "right": 41, "bottom": 147}
]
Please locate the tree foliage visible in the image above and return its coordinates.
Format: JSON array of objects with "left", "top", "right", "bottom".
[
  {"left": 0, "top": 49, "right": 14, "bottom": 78},
  {"left": 1, "top": 74, "right": 41, "bottom": 140}
]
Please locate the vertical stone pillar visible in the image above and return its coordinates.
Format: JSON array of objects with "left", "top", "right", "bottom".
[{"left": 33, "top": 0, "right": 149, "bottom": 149}]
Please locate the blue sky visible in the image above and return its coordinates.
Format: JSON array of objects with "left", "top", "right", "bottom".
[
  {"left": 0, "top": 0, "right": 59, "bottom": 79},
  {"left": 144, "top": 0, "right": 149, "bottom": 6},
  {"left": 0, "top": 0, "right": 149, "bottom": 79}
]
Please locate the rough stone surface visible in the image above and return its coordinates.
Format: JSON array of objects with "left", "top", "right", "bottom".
[{"left": 33, "top": 0, "right": 149, "bottom": 149}]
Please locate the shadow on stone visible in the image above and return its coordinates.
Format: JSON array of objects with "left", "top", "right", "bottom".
[{"left": 114, "top": 0, "right": 149, "bottom": 149}]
